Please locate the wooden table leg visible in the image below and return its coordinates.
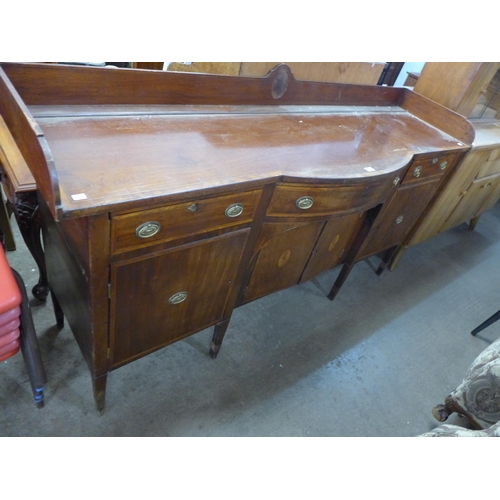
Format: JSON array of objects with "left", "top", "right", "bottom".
[{"left": 92, "top": 374, "right": 108, "bottom": 415}]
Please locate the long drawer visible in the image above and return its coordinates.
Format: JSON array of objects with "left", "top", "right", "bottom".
[{"left": 111, "top": 189, "right": 262, "bottom": 253}]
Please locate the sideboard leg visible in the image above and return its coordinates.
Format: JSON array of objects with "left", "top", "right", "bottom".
[
  {"left": 210, "top": 319, "right": 230, "bottom": 359},
  {"left": 327, "top": 263, "right": 353, "bottom": 301},
  {"left": 13, "top": 192, "right": 49, "bottom": 301},
  {"left": 50, "top": 289, "right": 65, "bottom": 329},
  {"left": 92, "top": 374, "right": 108, "bottom": 415},
  {"left": 375, "top": 246, "right": 398, "bottom": 276}
]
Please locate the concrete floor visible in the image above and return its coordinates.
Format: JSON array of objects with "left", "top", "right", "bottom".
[{"left": 2, "top": 203, "right": 500, "bottom": 437}]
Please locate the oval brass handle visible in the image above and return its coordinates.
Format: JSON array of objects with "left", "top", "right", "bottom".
[
  {"left": 432, "top": 158, "right": 439, "bottom": 164},
  {"left": 135, "top": 221, "right": 161, "bottom": 238},
  {"left": 413, "top": 166, "right": 422, "bottom": 178},
  {"left": 439, "top": 161, "right": 448, "bottom": 170},
  {"left": 225, "top": 203, "right": 244, "bottom": 218},
  {"left": 395, "top": 215, "right": 404, "bottom": 224},
  {"left": 393, "top": 176, "right": 400, "bottom": 187},
  {"left": 169, "top": 291, "right": 188, "bottom": 304},
  {"left": 295, "top": 196, "right": 314, "bottom": 210}
]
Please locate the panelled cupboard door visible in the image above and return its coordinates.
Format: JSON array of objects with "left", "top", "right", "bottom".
[
  {"left": 441, "top": 172, "right": 500, "bottom": 232},
  {"left": 300, "top": 211, "right": 365, "bottom": 283},
  {"left": 242, "top": 221, "right": 324, "bottom": 304},
  {"left": 358, "top": 179, "right": 440, "bottom": 260},
  {"left": 110, "top": 229, "right": 250, "bottom": 367}
]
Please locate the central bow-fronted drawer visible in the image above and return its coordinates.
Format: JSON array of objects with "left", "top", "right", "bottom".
[
  {"left": 111, "top": 189, "right": 262, "bottom": 253},
  {"left": 266, "top": 178, "right": 395, "bottom": 218}
]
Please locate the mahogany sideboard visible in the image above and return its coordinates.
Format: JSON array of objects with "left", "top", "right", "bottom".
[{"left": 0, "top": 62, "right": 474, "bottom": 412}]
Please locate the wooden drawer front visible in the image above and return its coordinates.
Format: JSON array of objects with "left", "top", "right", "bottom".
[
  {"left": 110, "top": 229, "right": 250, "bottom": 366},
  {"left": 402, "top": 153, "right": 455, "bottom": 185},
  {"left": 359, "top": 180, "right": 439, "bottom": 259},
  {"left": 112, "top": 190, "right": 261, "bottom": 253},
  {"left": 477, "top": 148, "right": 500, "bottom": 178},
  {"left": 267, "top": 178, "right": 393, "bottom": 218}
]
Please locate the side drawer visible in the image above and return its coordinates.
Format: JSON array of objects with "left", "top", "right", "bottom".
[
  {"left": 402, "top": 152, "right": 455, "bottom": 185},
  {"left": 266, "top": 177, "right": 395, "bottom": 218},
  {"left": 111, "top": 189, "right": 261, "bottom": 253},
  {"left": 477, "top": 147, "right": 500, "bottom": 178}
]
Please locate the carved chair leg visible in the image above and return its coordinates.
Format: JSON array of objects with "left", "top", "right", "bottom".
[
  {"left": 210, "top": 319, "right": 230, "bottom": 359},
  {"left": 13, "top": 193, "right": 49, "bottom": 301}
]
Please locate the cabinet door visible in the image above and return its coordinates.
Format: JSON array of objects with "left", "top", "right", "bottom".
[
  {"left": 441, "top": 173, "right": 500, "bottom": 231},
  {"left": 242, "top": 221, "right": 324, "bottom": 304},
  {"left": 300, "top": 211, "right": 365, "bottom": 283},
  {"left": 110, "top": 229, "right": 249, "bottom": 367},
  {"left": 358, "top": 179, "right": 439, "bottom": 259}
]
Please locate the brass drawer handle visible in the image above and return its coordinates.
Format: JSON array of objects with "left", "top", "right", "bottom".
[
  {"left": 393, "top": 176, "right": 400, "bottom": 186},
  {"left": 135, "top": 221, "right": 161, "bottom": 238},
  {"left": 188, "top": 204, "right": 199, "bottom": 212},
  {"left": 225, "top": 203, "right": 244, "bottom": 218},
  {"left": 169, "top": 291, "right": 188, "bottom": 304},
  {"left": 395, "top": 215, "right": 404, "bottom": 225},
  {"left": 413, "top": 166, "right": 422, "bottom": 178},
  {"left": 295, "top": 196, "right": 314, "bottom": 210},
  {"left": 439, "top": 161, "right": 448, "bottom": 170},
  {"left": 432, "top": 158, "right": 439, "bottom": 164}
]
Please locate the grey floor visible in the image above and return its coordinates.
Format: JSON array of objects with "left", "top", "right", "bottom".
[{"left": 2, "top": 203, "right": 500, "bottom": 437}]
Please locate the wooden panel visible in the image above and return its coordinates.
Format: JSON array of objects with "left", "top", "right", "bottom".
[
  {"left": 111, "top": 190, "right": 261, "bottom": 253},
  {"left": 2, "top": 62, "right": 402, "bottom": 107},
  {"left": 0, "top": 67, "right": 61, "bottom": 219},
  {"left": 0, "top": 116, "right": 35, "bottom": 192},
  {"left": 359, "top": 180, "right": 440, "bottom": 259},
  {"left": 166, "top": 62, "right": 241, "bottom": 75},
  {"left": 266, "top": 179, "right": 393, "bottom": 218},
  {"left": 414, "top": 63, "right": 500, "bottom": 117},
  {"left": 40, "top": 199, "right": 110, "bottom": 377},
  {"left": 243, "top": 222, "right": 324, "bottom": 304},
  {"left": 300, "top": 211, "right": 365, "bottom": 283},
  {"left": 131, "top": 62, "right": 164, "bottom": 71},
  {"left": 240, "top": 62, "right": 385, "bottom": 85},
  {"left": 110, "top": 229, "right": 250, "bottom": 367}
]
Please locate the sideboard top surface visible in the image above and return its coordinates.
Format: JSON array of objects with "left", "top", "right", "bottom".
[
  {"left": 0, "top": 63, "right": 474, "bottom": 219},
  {"left": 32, "top": 104, "right": 467, "bottom": 216}
]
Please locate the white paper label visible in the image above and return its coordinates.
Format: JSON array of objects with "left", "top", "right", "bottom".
[{"left": 71, "top": 193, "right": 87, "bottom": 201}]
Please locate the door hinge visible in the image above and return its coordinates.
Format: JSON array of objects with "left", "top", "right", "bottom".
[
  {"left": 107, "top": 283, "right": 111, "bottom": 299},
  {"left": 107, "top": 348, "right": 110, "bottom": 359}
]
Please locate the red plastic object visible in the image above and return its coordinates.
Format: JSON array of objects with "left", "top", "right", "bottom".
[{"left": 0, "top": 245, "right": 22, "bottom": 361}]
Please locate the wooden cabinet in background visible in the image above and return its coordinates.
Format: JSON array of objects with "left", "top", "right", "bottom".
[{"left": 407, "top": 121, "right": 500, "bottom": 246}]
